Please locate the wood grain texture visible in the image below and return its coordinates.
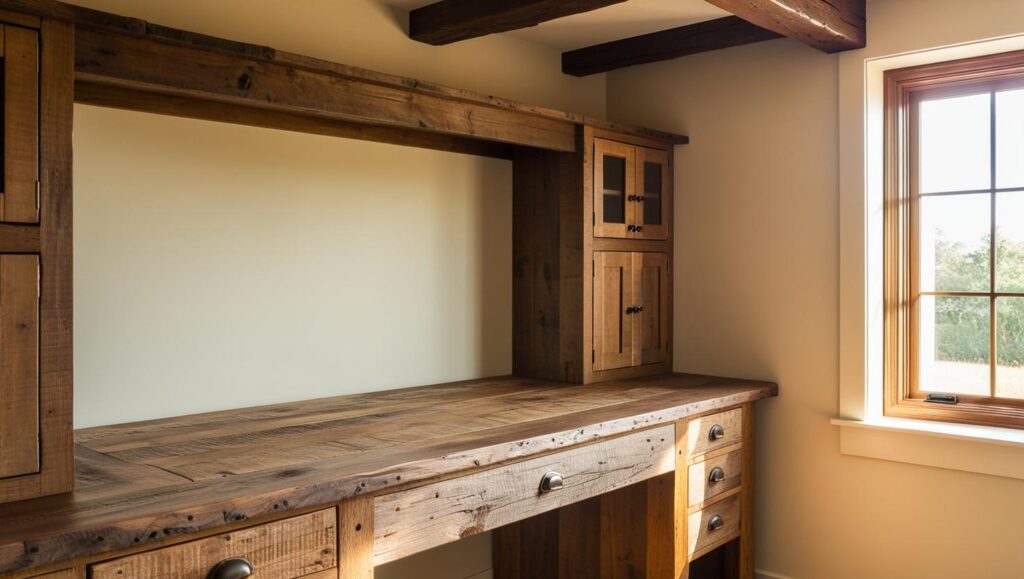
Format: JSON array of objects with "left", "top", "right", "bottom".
[
  {"left": 687, "top": 407, "right": 743, "bottom": 457},
  {"left": 0, "top": 374, "right": 775, "bottom": 575},
  {"left": 706, "top": 0, "right": 865, "bottom": 53},
  {"left": 563, "top": 16, "right": 782, "bottom": 77},
  {"left": 27, "top": 569, "right": 83, "bottom": 579},
  {"left": 739, "top": 403, "right": 755, "bottom": 579},
  {"left": 339, "top": 497, "right": 373, "bottom": 579},
  {"left": 89, "top": 508, "right": 336, "bottom": 579},
  {"left": 687, "top": 493, "right": 741, "bottom": 561},
  {"left": 688, "top": 447, "right": 742, "bottom": 508},
  {"left": 410, "top": 0, "right": 626, "bottom": 45},
  {"left": 638, "top": 252, "right": 669, "bottom": 366},
  {"left": 593, "top": 252, "right": 633, "bottom": 371},
  {"left": 3, "top": 24, "right": 39, "bottom": 223},
  {"left": 374, "top": 425, "right": 674, "bottom": 565},
  {"left": 0, "top": 254, "right": 39, "bottom": 478}
]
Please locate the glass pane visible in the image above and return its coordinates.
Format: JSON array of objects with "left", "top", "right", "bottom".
[
  {"left": 996, "top": 192, "right": 1024, "bottom": 292},
  {"left": 919, "top": 194, "right": 990, "bottom": 292},
  {"left": 997, "top": 88, "right": 1024, "bottom": 189},
  {"left": 642, "top": 161, "right": 662, "bottom": 226},
  {"left": 997, "top": 298, "right": 1024, "bottom": 399},
  {"left": 919, "top": 295, "right": 991, "bottom": 396},
  {"left": 602, "top": 155, "right": 626, "bottom": 224},
  {"left": 920, "top": 93, "right": 991, "bottom": 193}
]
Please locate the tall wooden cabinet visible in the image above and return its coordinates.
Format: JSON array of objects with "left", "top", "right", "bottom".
[
  {"left": 514, "top": 127, "right": 674, "bottom": 384},
  {"left": 0, "top": 14, "right": 73, "bottom": 503}
]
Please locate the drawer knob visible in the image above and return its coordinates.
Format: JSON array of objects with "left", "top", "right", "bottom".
[
  {"left": 708, "top": 424, "right": 725, "bottom": 441},
  {"left": 207, "top": 557, "right": 253, "bottom": 579},
  {"left": 540, "top": 471, "right": 564, "bottom": 493},
  {"left": 708, "top": 467, "right": 726, "bottom": 484},
  {"left": 707, "top": 514, "right": 725, "bottom": 532}
]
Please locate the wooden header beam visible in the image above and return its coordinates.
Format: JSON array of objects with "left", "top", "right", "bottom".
[
  {"left": 410, "top": 0, "right": 626, "bottom": 45},
  {"left": 563, "top": 16, "right": 782, "bottom": 77},
  {"left": 706, "top": 0, "right": 865, "bottom": 53}
]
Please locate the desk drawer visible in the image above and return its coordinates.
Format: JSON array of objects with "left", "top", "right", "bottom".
[
  {"left": 686, "top": 407, "right": 742, "bottom": 457},
  {"left": 373, "top": 425, "right": 676, "bottom": 565},
  {"left": 89, "top": 509, "right": 337, "bottom": 579},
  {"left": 688, "top": 448, "right": 742, "bottom": 506},
  {"left": 687, "top": 493, "right": 741, "bottom": 558}
]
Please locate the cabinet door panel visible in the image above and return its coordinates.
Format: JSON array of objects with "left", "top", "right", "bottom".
[
  {"left": 635, "top": 147, "right": 669, "bottom": 240},
  {"left": 3, "top": 24, "right": 40, "bottom": 223},
  {"left": 637, "top": 253, "right": 669, "bottom": 365},
  {"left": 594, "top": 252, "right": 633, "bottom": 371},
  {"left": 0, "top": 253, "right": 39, "bottom": 478},
  {"left": 594, "top": 139, "right": 634, "bottom": 239}
]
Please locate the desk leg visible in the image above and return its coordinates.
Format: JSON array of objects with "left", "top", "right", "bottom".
[
  {"left": 739, "top": 403, "right": 755, "bottom": 579},
  {"left": 340, "top": 495, "right": 374, "bottom": 579}
]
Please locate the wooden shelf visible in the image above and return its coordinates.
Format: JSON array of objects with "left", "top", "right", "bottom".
[{"left": 0, "top": 373, "right": 775, "bottom": 576}]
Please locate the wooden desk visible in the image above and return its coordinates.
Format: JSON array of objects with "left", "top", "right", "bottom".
[{"left": 0, "top": 373, "right": 776, "bottom": 578}]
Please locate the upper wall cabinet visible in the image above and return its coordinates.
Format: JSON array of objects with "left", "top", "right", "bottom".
[
  {"left": 1, "top": 23, "right": 40, "bottom": 224},
  {"left": 594, "top": 138, "right": 670, "bottom": 240}
]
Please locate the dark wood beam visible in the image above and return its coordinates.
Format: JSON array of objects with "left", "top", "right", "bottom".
[
  {"left": 562, "top": 16, "right": 782, "bottom": 77},
  {"left": 706, "top": 0, "right": 865, "bottom": 53},
  {"left": 410, "top": 0, "right": 626, "bottom": 45}
]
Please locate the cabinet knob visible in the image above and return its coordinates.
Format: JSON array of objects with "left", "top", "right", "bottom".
[
  {"left": 637, "top": 195, "right": 645, "bottom": 202},
  {"left": 635, "top": 225, "right": 643, "bottom": 232},
  {"left": 708, "top": 467, "right": 726, "bottom": 484},
  {"left": 540, "top": 471, "right": 564, "bottom": 493},
  {"left": 636, "top": 305, "right": 644, "bottom": 313},
  {"left": 627, "top": 224, "right": 636, "bottom": 232},
  {"left": 707, "top": 514, "right": 725, "bottom": 532},
  {"left": 207, "top": 558, "right": 253, "bottom": 579},
  {"left": 708, "top": 424, "right": 725, "bottom": 441}
]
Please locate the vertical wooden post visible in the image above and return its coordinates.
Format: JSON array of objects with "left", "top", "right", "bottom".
[
  {"left": 340, "top": 496, "right": 375, "bottom": 579},
  {"left": 674, "top": 419, "right": 691, "bottom": 579},
  {"left": 739, "top": 403, "right": 755, "bottom": 579}
]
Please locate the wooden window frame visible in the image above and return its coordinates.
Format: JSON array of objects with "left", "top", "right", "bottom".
[{"left": 885, "top": 49, "right": 1024, "bottom": 429}]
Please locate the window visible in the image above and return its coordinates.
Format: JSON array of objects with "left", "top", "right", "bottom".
[{"left": 885, "top": 50, "right": 1024, "bottom": 428}]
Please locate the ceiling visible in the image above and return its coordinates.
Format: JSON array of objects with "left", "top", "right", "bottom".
[{"left": 381, "top": 0, "right": 731, "bottom": 51}]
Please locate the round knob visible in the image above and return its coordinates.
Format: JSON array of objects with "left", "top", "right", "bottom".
[
  {"left": 540, "top": 471, "right": 564, "bottom": 493},
  {"left": 707, "top": 514, "right": 725, "bottom": 532},
  {"left": 708, "top": 467, "right": 726, "bottom": 484},
  {"left": 708, "top": 424, "right": 725, "bottom": 441},
  {"left": 636, "top": 305, "right": 644, "bottom": 313},
  {"left": 637, "top": 195, "right": 645, "bottom": 202},
  {"left": 635, "top": 225, "right": 643, "bottom": 232},
  {"left": 627, "top": 224, "right": 636, "bottom": 232},
  {"left": 207, "top": 558, "right": 253, "bottom": 579}
]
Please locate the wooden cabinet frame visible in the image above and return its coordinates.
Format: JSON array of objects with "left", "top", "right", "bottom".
[
  {"left": 593, "top": 251, "right": 670, "bottom": 372},
  {"left": 593, "top": 138, "right": 672, "bottom": 241}
]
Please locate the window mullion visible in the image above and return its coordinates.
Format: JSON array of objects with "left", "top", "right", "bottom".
[{"left": 990, "top": 90, "right": 997, "bottom": 397}]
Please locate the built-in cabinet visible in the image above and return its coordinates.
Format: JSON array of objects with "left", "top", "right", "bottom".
[
  {"left": 0, "top": 14, "right": 73, "bottom": 504},
  {"left": 513, "top": 128, "right": 674, "bottom": 384}
]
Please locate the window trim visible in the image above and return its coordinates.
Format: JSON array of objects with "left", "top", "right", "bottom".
[{"left": 884, "top": 49, "right": 1024, "bottom": 429}]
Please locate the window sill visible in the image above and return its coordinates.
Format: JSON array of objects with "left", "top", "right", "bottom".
[{"left": 832, "top": 416, "right": 1024, "bottom": 480}]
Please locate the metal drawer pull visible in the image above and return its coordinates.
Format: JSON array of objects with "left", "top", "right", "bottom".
[
  {"left": 708, "top": 466, "right": 726, "bottom": 484},
  {"left": 207, "top": 557, "right": 253, "bottom": 579},
  {"left": 540, "top": 471, "right": 564, "bottom": 493},
  {"left": 708, "top": 424, "right": 725, "bottom": 441},
  {"left": 707, "top": 514, "right": 725, "bottom": 532}
]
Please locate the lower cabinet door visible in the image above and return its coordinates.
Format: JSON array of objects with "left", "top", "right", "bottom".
[
  {"left": 0, "top": 253, "right": 39, "bottom": 479},
  {"left": 593, "top": 251, "right": 634, "bottom": 371},
  {"left": 638, "top": 252, "right": 669, "bottom": 365}
]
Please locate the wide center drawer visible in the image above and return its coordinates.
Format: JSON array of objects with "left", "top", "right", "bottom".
[
  {"left": 373, "top": 425, "right": 676, "bottom": 565},
  {"left": 89, "top": 509, "right": 337, "bottom": 579}
]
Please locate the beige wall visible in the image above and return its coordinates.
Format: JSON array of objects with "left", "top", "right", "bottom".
[
  {"left": 69, "top": 2, "right": 607, "bottom": 578},
  {"left": 606, "top": 1, "right": 1024, "bottom": 578}
]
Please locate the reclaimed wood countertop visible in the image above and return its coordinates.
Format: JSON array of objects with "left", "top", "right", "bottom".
[{"left": 0, "top": 373, "right": 776, "bottom": 575}]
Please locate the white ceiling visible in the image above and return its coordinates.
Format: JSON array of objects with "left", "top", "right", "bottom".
[{"left": 382, "top": 0, "right": 730, "bottom": 51}]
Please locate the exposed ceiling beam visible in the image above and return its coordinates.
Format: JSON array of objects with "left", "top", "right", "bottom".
[
  {"left": 562, "top": 16, "right": 782, "bottom": 77},
  {"left": 705, "top": 0, "right": 865, "bottom": 53},
  {"left": 409, "top": 0, "right": 627, "bottom": 45}
]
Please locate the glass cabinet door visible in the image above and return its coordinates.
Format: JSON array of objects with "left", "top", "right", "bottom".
[
  {"left": 635, "top": 147, "right": 669, "bottom": 240},
  {"left": 1, "top": 24, "right": 40, "bottom": 224},
  {"left": 594, "top": 139, "right": 634, "bottom": 239}
]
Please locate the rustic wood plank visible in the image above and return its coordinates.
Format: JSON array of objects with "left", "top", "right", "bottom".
[
  {"left": 594, "top": 252, "right": 633, "bottom": 371},
  {"left": 706, "top": 0, "right": 866, "bottom": 53},
  {"left": 739, "top": 402, "right": 755, "bottom": 578},
  {"left": 89, "top": 508, "right": 336, "bottom": 579},
  {"left": 0, "top": 374, "right": 775, "bottom": 575},
  {"left": 688, "top": 447, "right": 742, "bottom": 508},
  {"left": 687, "top": 493, "right": 741, "bottom": 561},
  {"left": 73, "top": 25, "right": 577, "bottom": 153},
  {"left": 3, "top": 24, "right": 39, "bottom": 223},
  {"left": 563, "top": 16, "right": 782, "bottom": 76},
  {"left": 28, "top": 568, "right": 84, "bottom": 579},
  {"left": 687, "top": 407, "right": 743, "bottom": 457},
  {"left": 373, "top": 425, "right": 675, "bottom": 565},
  {"left": 0, "top": 254, "right": 39, "bottom": 479},
  {"left": 339, "top": 498, "right": 373, "bottom": 579},
  {"left": 409, "top": 0, "right": 626, "bottom": 45}
]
